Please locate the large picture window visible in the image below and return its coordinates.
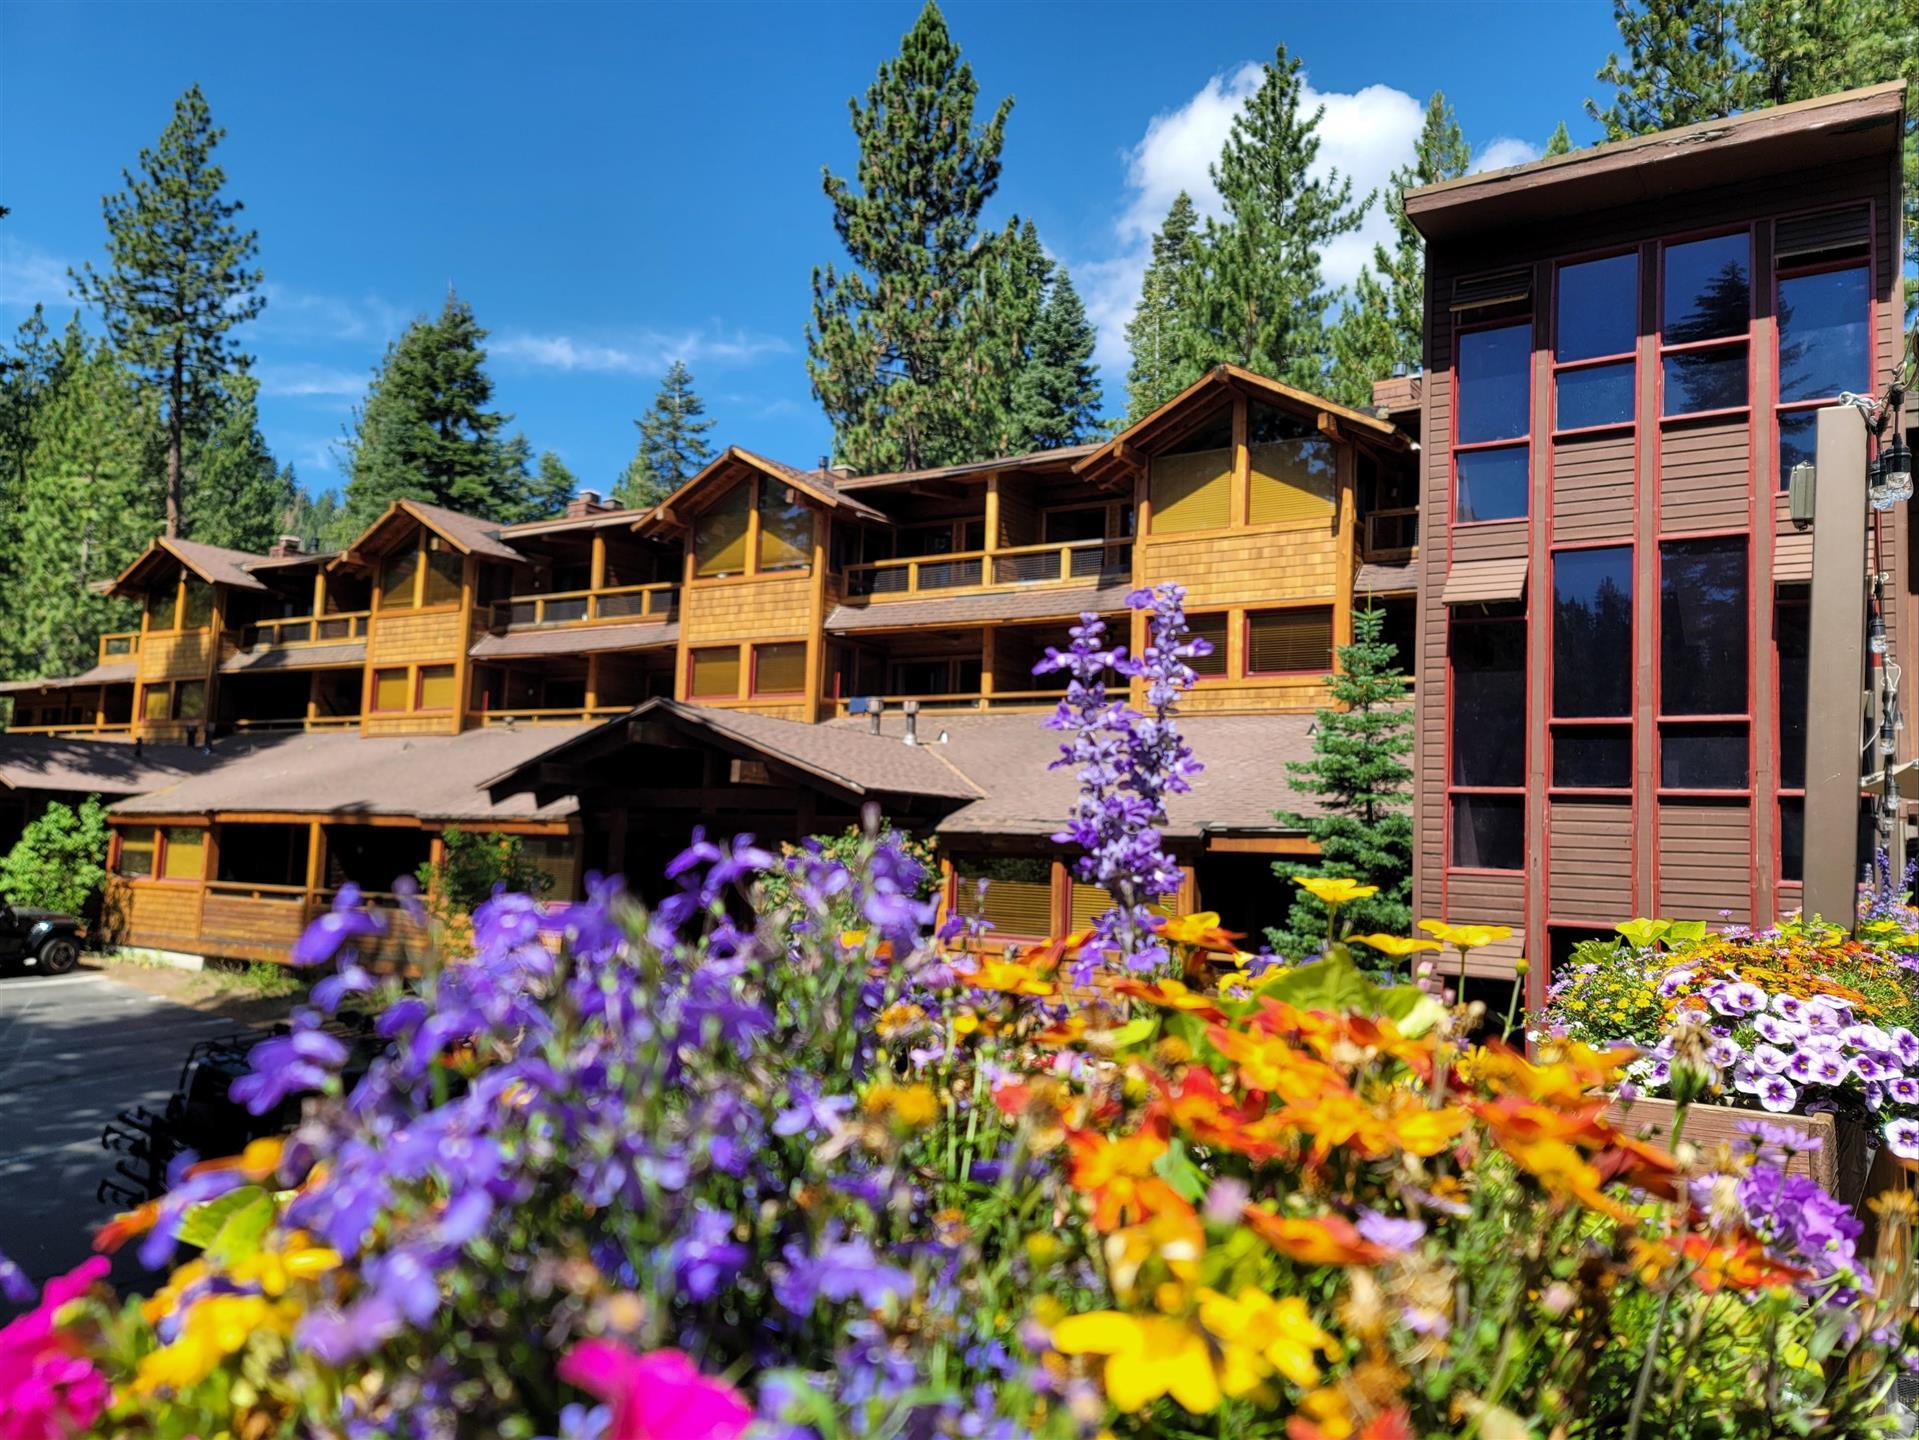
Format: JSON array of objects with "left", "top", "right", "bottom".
[
  {"left": 1246, "top": 403, "right": 1336, "bottom": 525},
  {"left": 689, "top": 646, "right": 742, "bottom": 699},
  {"left": 1554, "top": 253, "right": 1636, "bottom": 431},
  {"left": 1661, "top": 232, "right": 1750, "bottom": 416},
  {"left": 1776, "top": 260, "right": 1870, "bottom": 489},
  {"left": 1552, "top": 546, "right": 1632, "bottom": 790},
  {"left": 1454, "top": 323, "right": 1531, "bottom": 522},
  {"left": 1659, "top": 536, "right": 1749, "bottom": 789},
  {"left": 1245, "top": 607, "right": 1334, "bottom": 675},
  {"left": 1148, "top": 409, "right": 1234, "bottom": 534},
  {"left": 1777, "top": 593, "right": 1808, "bottom": 882},
  {"left": 1450, "top": 611, "right": 1526, "bottom": 870},
  {"left": 693, "top": 483, "right": 752, "bottom": 578}
]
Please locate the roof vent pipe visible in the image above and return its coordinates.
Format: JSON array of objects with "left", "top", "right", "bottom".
[
  {"left": 901, "top": 699, "right": 920, "bottom": 747},
  {"left": 866, "top": 698, "right": 885, "bottom": 736}
]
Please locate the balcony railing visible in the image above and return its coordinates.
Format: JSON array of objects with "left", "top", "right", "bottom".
[
  {"left": 478, "top": 705, "right": 627, "bottom": 728},
  {"left": 830, "top": 688, "right": 1066, "bottom": 718},
  {"left": 1362, "top": 507, "right": 1419, "bottom": 558},
  {"left": 98, "top": 631, "right": 140, "bottom": 664},
  {"left": 230, "top": 715, "right": 362, "bottom": 733},
  {"left": 490, "top": 582, "right": 678, "bottom": 632},
  {"left": 841, "top": 538, "right": 1133, "bottom": 600},
  {"left": 4, "top": 720, "right": 135, "bottom": 737},
  {"left": 240, "top": 611, "right": 371, "bottom": 649}
]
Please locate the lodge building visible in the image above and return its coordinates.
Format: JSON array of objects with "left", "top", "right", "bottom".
[{"left": 3, "top": 82, "right": 1909, "bottom": 979}]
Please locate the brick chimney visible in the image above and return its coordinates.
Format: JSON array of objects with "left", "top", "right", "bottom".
[
  {"left": 1370, "top": 372, "right": 1424, "bottom": 412},
  {"left": 267, "top": 535, "right": 304, "bottom": 558},
  {"left": 565, "top": 489, "right": 612, "bottom": 519}
]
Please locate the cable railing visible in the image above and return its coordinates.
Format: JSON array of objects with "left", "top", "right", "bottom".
[
  {"left": 829, "top": 688, "right": 1066, "bottom": 718},
  {"left": 478, "top": 705, "right": 627, "bottom": 727},
  {"left": 840, "top": 537, "right": 1133, "bottom": 599},
  {"left": 490, "top": 582, "right": 678, "bottom": 631},
  {"left": 230, "top": 715, "right": 362, "bottom": 733}
]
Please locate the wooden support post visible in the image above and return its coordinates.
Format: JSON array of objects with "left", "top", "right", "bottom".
[
  {"left": 306, "top": 672, "right": 321, "bottom": 728},
  {"left": 1804, "top": 405, "right": 1870, "bottom": 926},
  {"left": 584, "top": 654, "right": 600, "bottom": 711},
  {"left": 312, "top": 570, "right": 328, "bottom": 619},
  {"left": 589, "top": 532, "right": 608, "bottom": 594},
  {"left": 304, "top": 819, "right": 325, "bottom": 915},
  {"left": 980, "top": 626, "right": 996, "bottom": 706},
  {"left": 984, "top": 473, "right": 1001, "bottom": 553}
]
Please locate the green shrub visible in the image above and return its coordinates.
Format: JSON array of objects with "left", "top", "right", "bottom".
[
  {"left": 0, "top": 795, "right": 110, "bottom": 918},
  {"left": 415, "top": 825, "right": 553, "bottom": 921}
]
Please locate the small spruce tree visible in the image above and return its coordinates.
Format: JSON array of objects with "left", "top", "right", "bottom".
[
  {"left": 1268, "top": 606, "right": 1414, "bottom": 957},
  {"left": 616, "top": 359, "right": 714, "bottom": 508}
]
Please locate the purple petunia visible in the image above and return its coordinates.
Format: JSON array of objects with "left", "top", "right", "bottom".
[
  {"left": 1888, "top": 1119, "right": 1919, "bottom": 1159},
  {"left": 1758, "top": 1074, "right": 1799, "bottom": 1113},
  {"left": 1355, "top": 1209, "right": 1427, "bottom": 1253}
]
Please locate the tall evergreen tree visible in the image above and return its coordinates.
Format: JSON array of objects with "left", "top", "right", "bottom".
[
  {"left": 527, "top": 449, "right": 577, "bottom": 519},
  {"left": 1545, "top": 121, "right": 1576, "bottom": 156},
  {"left": 0, "top": 306, "right": 61, "bottom": 513},
  {"left": 807, "top": 1, "right": 1013, "bottom": 473},
  {"left": 1268, "top": 606, "right": 1415, "bottom": 957},
  {"left": 616, "top": 359, "right": 714, "bottom": 508},
  {"left": 972, "top": 219, "right": 1055, "bottom": 456},
  {"left": 1327, "top": 91, "right": 1470, "bottom": 406},
  {"left": 281, "top": 479, "right": 340, "bottom": 553},
  {"left": 1183, "top": 45, "right": 1364, "bottom": 390},
  {"left": 1009, "top": 263, "right": 1101, "bottom": 449},
  {"left": 182, "top": 371, "right": 293, "bottom": 552},
  {"left": 1123, "top": 192, "right": 1202, "bottom": 421},
  {"left": 331, "top": 293, "right": 534, "bottom": 541},
  {"left": 70, "top": 84, "right": 264, "bottom": 537},
  {"left": 1585, "top": 0, "right": 1743, "bottom": 139}
]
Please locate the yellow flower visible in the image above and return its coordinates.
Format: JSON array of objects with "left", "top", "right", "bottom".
[
  {"left": 228, "top": 1237, "right": 341, "bottom": 1297},
  {"left": 1296, "top": 878, "right": 1379, "bottom": 906},
  {"left": 863, "top": 1081, "right": 940, "bottom": 1129},
  {"left": 1417, "top": 919, "right": 1513, "bottom": 951},
  {"left": 1195, "top": 1286, "right": 1338, "bottom": 1392},
  {"left": 1051, "top": 1311, "right": 1222, "bottom": 1414},
  {"left": 135, "top": 1293, "right": 299, "bottom": 1394},
  {"left": 1350, "top": 933, "right": 1441, "bottom": 959}
]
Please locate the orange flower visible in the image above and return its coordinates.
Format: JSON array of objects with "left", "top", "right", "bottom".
[
  {"left": 1241, "top": 1207, "right": 1389, "bottom": 1266},
  {"left": 1592, "top": 1132, "right": 1684, "bottom": 1201},
  {"left": 94, "top": 1197, "right": 163, "bottom": 1254},
  {"left": 966, "top": 956, "right": 1057, "bottom": 997},
  {"left": 1158, "top": 1068, "right": 1285, "bottom": 1161},
  {"left": 1678, "top": 1232, "right": 1805, "bottom": 1293},
  {"left": 1471, "top": 1040, "right": 1634, "bottom": 1108},
  {"left": 1067, "top": 1113, "right": 1192, "bottom": 1231},
  {"left": 1111, "top": 976, "right": 1226, "bottom": 1022},
  {"left": 1157, "top": 911, "right": 1246, "bottom": 952},
  {"left": 1473, "top": 1097, "right": 1633, "bottom": 1221}
]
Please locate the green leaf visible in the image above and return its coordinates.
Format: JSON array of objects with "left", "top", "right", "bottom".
[
  {"left": 1257, "top": 949, "right": 1380, "bottom": 1014},
  {"left": 1106, "top": 1016, "right": 1158, "bottom": 1049},
  {"left": 1615, "top": 918, "right": 1671, "bottom": 949},
  {"left": 176, "top": 1185, "right": 274, "bottom": 1265},
  {"left": 1152, "top": 1137, "right": 1208, "bottom": 1203},
  {"left": 1378, "top": 984, "right": 1445, "bottom": 1038},
  {"left": 1665, "top": 919, "right": 1709, "bottom": 945}
]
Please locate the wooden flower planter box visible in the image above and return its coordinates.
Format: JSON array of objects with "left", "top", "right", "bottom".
[{"left": 1605, "top": 1095, "right": 1874, "bottom": 1208}]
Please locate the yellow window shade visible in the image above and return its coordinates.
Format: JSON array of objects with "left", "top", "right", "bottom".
[
  {"left": 118, "top": 827, "right": 157, "bottom": 878},
  {"left": 1188, "top": 612, "right": 1230, "bottom": 678},
  {"left": 422, "top": 549, "right": 463, "bottom": 606},
  {"left": 173, "top": 681, "right": 206, "bottom": 720},
  {"left": 161, "top": 827, "right": 205, "bottom": 881},
  {"left": 380, "top": 549, "right": 420, "bottom": 608},
  {"left": 695, "top": 483, "right": 752, "bottom": 577},
  {"left": 757, "top": 484, "right": 813, "bottom": 571},
  {"left": 373, "top": 669, "right": 411, "bottom": 712},
  {"left": 1247, "top": 607, "right": 1334, "bottom": 675},
  {"left": 1069, "top": 882, "right": 1174, "bottom": 932},
  {"left": 1249, "top": 438, "right": 1337, "bottom": 525},
  {"left": 180, "top": 579, "right": 214, "bottom": 629},
  {"left": 690, "top": 646, "right": 742, "bottom": 699},
  {"left": 141, "top": 686, "right": 172, "bottom": 721},
  {"left": 954, "top": 858, "right": 1055, "bottom": 938},
  {"left": 417, "top": 665, "right": 458, "bottom": 709},
  {"left": 752, "top": 642, "right": 807, "bottom": 696},
  {"left": 1149, "top": 449, "right": 1232, "bottom": 534}
]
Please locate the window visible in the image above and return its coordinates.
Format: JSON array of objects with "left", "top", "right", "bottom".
[
  {"left": 160, "top": 827, "right": 205, "bottom": 882},
  {"left": 1661, "top": 232, "right": 1750, "bottom": 416},
  {"left": 422, "top": 546, "right": 463, "bottom": 606},
  {"left": 694, "top": 482, "right": 751, "bottom": 578},
  {"left": 887, "top": 657, "right": 982, "bottom": 695},
  {"left": 954, "top": 856, "right": 1053, "bottom": 938},
  {"left": 180, "top": 579, "right": 214, "bottom": 630},
  {"left": 1659, "top": 536, "right": 1749, "bottom": 790},
  {"left": 1450, "top": 612, "right": 1525, "bottom": 871},
  {"left": 173, "top": 680, "right": 207, "bottom": 722},
  {"left": 1776, "top": 263, "right": 1869, "bottom": 488},
  {"left": 1149, "top": 408, "right": 1233, "bottom": 534},
  {"left": 373, "top": 668, "right": 410, "bottom": 712},
  {"left": 1454, "top": 323, "right": 1530, "bottom": 522},
  {"left": 689, "top": 646, "right": 741, "bottom": 699},
  {"left": 1552, "top": 547, "right": 1632, "bottom": 789},
  {"left": 1777, "top": 593, "right": 1808, "bottom": 883},
  {"left": 752, "top": 642, "right": 807, "bottom": 696},
  {"left": 1187, "top": 612, "right": 1229, "bottom": 678},
  {"left": 1554, "top": 253, "right": 1636, "bottom": 431},
  {"left": 1779, "top": 796, "right": 1805, "bottom": 883},
  {"left": 1043, "top": 507, "right": 1109, "bottom": 543},
  {"left": 117, "top": 826, "right": 157, "bottom": 879},
  {"left": 148, "top": 588, "right": 180, "bottom": 631},
  {"left": 379, "top": 548, "right": 420, "bottom": 609},
  {"left": 1069, "top": 881, "right": 1173, "bottom": 931},
  {"left": 417, "top": 665, "right": 458, "bottom": 710},
  {"left": 1245, "top": 607, "right": 1333, "bottom": 675},
  {"left": 1247, "top": 403, "right": 1336, "bottom": 524},
  {"left": 141, "top": 686, "right": 171, "bottom": 722},
  {"left": 757, "top": 482, "right": 813, "bottom": 571}
]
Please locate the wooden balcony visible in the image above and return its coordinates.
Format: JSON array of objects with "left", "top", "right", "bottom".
[
  {"left": 841, "top": 538, "right": 1133, "bottom": 601},
  {"left": 490, "top": 582, "right": 678, "bottom": 631},
  {"left": 478, "top": 705, "right": 627, "bottom": 728},
  {"left": 229, "top": 715, "right": 363, "bottom": 734},
  {"left": 830, "top": 688, "right": 1064, "bottom": 718},
  {"left": 98, "top": 631, "right": 141, "bottom": 665},
  {"left": 1361, "top": 507, "right": 1419, "bottom": 559},
  {"left": 5, "top": 721, "right": 136, "bottom": 738},
  {"left": 239, "top": 611, "right": 371, "bottom": 649}
]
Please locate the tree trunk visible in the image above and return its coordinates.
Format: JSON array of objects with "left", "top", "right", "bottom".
[{"left": 166, "top": 347, "right": 183, "bottom": 537}]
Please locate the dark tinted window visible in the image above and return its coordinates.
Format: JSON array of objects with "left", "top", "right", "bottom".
[
  {"left": 1780, "top": 797, "right": 1804, "bottom": 882},
  {"left": 1778, "top": 266, "right": 1869, "bottom": 403},
  {"left": 1660, "top": 537, "right": 1748, "bottom": 715},
  {"left": 1457, "top": 325, "right": 1531, "bottom": 443},
  {"left": 1778, "top": 409, "right": 1818, "bottom": 491},
  {"left": 1557, "top": 254, "right": 1637, "bottom": 361},
  {"left": 1452, "top": 620, "right": 1526, "bottom": 787},
  {"left": 1187, "top": 612, "right": 1229, "bottom": 678},
  {"left": 1663, "top": 348, "right": 1747, "bottom": 414},
  {"left": 1554, "top": 547, "right": 1632, "bottom": 716},
  {"left": 1777, "top": 598, "right": 1808, "bottom": 790},
  {"left": 1452, "top": 795, "right": 1525, "bottom": 870},
  {"left": 1663, "top": 233, "right": 1750, "bottom": 343},
  {"left": 1661, "top": 723, "right": 1749, "bottom": 789},
  {"left": 1557, "top": 361, "right": 1635, "bottom": 430},
  {"left": 1456, "top": 446, "right": 1530, "bottom": 522},
  {"left": 1554, "top": 728, "right": 1632, "bottom": 789}
]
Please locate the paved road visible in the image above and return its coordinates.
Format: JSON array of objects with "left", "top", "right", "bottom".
[{"left": 0, "top": 968, "right": 249, "bottom": 1305}]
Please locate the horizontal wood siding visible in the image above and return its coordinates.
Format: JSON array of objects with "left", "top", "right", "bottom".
[
  {"left": 138, "top": 630, "right": 214, "bottom": 683},
  {"left": 106, "top": 880, "right": 202, "bottom": 951},
  {"left": 1443, "top": 871, "right": 1525, "bottom": 928},
  {"left": 1658, "top": 418, "right": 1750, "bottom": 535},
  {"left": 682, "top": 575, "right": 813, "bottom": 645},
  {"left": 1552, "top": 432, "right": 1634, "bottom": 544},
  {"left": 1136, "top": 523, "right": 1340, "bottom": 608},
  {"left": 1657, "top": 800, "right": 1753, "bottom": 923},
  {"left": 199, "top": 894, "right": 309, "bottom": 957},
  {"left": 1548, "top": 799, "right": 1633, "bottom": 919},
  {"left": 369, "top": 608, "right": 465, "bottom": 664},
  {"left": 1450, "top": 518, "right": 1528, "bottom": 564},
  {"left": 362, "top": 713, "right": 461, "bottom": 737}
]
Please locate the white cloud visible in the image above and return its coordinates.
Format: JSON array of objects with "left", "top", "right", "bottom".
[
  {"left": 256, "top": 361, "right": 366, "bottom": 398},
  {"left": 0, "top": 236, "right": 78, "bottom": 310},
  {"left": 1471, "top": 137, "right": 1543, "bottom": 175},
  {"left": 255, "top": 284, "right": 408, "bottom": 344},
  {"left": 1080, "top": 65, "right": 1428, "bottom": 371},
  {"left": 493, "top": 325, "right": 791, "bottom": 377}
]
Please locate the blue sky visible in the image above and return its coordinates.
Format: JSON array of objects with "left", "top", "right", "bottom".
[{"left": 0, "top": 0, "right": 1622, "bottom": 499}]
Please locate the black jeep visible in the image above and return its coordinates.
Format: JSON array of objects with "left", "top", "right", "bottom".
[{"left": 0, "top": 901, "right": 85, "bottom": 974}]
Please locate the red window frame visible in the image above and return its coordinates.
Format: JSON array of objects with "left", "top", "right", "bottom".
[
  {"left": 413, "top": 664, "right": 457, "bottom": 712},
  {"left": 748, "top": 642, "right": 807, "bottom": 698},
  {"left": 1774, "top": 590, "right": 1809, "bottom": 885},
  {"left": 1656, "top": 228, "right": 1754, "bottom": 423},
  {"left": 1772, "top": 243, "right": 1873, "bottom": 493},
  {"left": 1551, "top": 250, "right": 1638, "bottom": 439},
  {"left": 1653, "top": 532, "right": 1753, "bottom": 798},
  {"left": 1445, "top": 605, "right": 1528, "bottom": 874},
  {"left": 1547, "top": 541, "right": 1635, "bottom": 798},
  {"left": 1450, "top": 316, "right": 1534, "bottom": 526},
  {"left": 1184, "top": 610, "right": 1231, "bottom": 681}
]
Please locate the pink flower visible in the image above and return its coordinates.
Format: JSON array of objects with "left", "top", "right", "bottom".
[
  {"left": 0, "top": 1258, "right": 111, "bottom": 1440},
  {"left": 558, "top": 1339, "right": 751, "bottom": 1440}
]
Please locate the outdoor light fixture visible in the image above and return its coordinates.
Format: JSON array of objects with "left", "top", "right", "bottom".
[{"left": 1884, "top": 433, "right": 1914, "bottom": 504}]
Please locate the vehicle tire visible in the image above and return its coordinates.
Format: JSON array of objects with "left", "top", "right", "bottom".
[{"left": 36, "top": 937, "right": 79, "bottom": 976}]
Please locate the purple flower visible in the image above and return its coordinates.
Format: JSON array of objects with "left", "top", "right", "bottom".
[
  {"left": 772, "top": 1082, "right": 854, "bottom": 1139},
  {"left": 1754, "top": 1013, "right": 1804, "bottom": 1046},
  {"left": 1202, "top": 1177, "right": 1251, "bottom": 1226},
  {"left": 230, "top": 1013, "right": 349, "bottom": 1115},
  {"left": 1845, "top": 1023, "right": 1892, "bottom": 1052},
  {"left": 1711, "top": 981, "right": 1766, "bottom": 1017},
  {"left": 1892, "top": 1028, "right": 1919, "bottom": 1066},
  {"left": 1355, "top": 1209, "right": 1426, "bottom": 1253},
  {"left": 1887, "top": 1118, "right": 1919, "bottom": 1159},
  {"left": 1808, "top": 1052, "right": 1849, "bottom": 1086},
  {"left": 290, "top": 886, "right": 385, "bottom": 966},
  {"left": 0, "top": 1246, "right": 31, "bottom": 1304},
  {"left": 1888, "top": 1076, "right": 1919, "bottom": 1106},
  {"left": 775, "top": 1235, "right": 913, "bottom": 1314},
  {"left": 670, "top": 1207, "right": 747, "bottom": 1302},
  {"left": 1758, "top": 1074, "right": 1799, "bottom": 1113},
  {"left": 1772, "top": 994, "right": 1807, "bottom": 1021},
  {"left": 1706, "top": 1036, "right": 1742, "bottom": 1069},
  {"left": 1751, "top": 1043, "right": 1790, "bottom": 1075}
]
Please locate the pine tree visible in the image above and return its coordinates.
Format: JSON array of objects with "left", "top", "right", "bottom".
[
  {"left": 807, "top": 1, "right": 1013, "bottom": 473},
  {"left": 1123, "top": 193, "right": 1202, "bottom": 421},
  {"left": 1184, "top": 45, "right": 1364, "bottom": 390},
  {"left": 616, "top": 359, "right": 714, "bottom": 508},
  {"left": 70, "top": 84, "right": 264, "bottom": 537},
  {"left": 281, "top": 479, "right": 340, "bottom": 552},
  {"left": 1585, "top": 0, "right": 1743, "bottom": 140},
  {"left": 526, "top": 450, "right": 577, "bottom": 519},
  {"left": 1327, "top": 91, "right": 1469, "bottom": 407},
  {"left": 1545, "top": 121, "right": 1575, "bottom": 156},
  {"left": 182, "top": 371, "right": 293, "bottom": 552},
  {"left": 1268, "top": 606, "right": 1415, "bottom": 957},
  {"left": 972, "top": 219, "right": 1055, "bottom": 456},
  {"left": 1009, "top": 263, "right": 1101, "bottom": 449},
  {"left": 331, "top": 293, "right": 533, "bottom": 540}
]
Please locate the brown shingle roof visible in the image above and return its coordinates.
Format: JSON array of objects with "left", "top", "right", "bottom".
[
  {"left": 0, "top": 661, "right": 136, "bottom": 694},
  {"left": 469, "top": 621, "right": 679, "bottom": 661},
  {"left": 0, "top": 735, "right": 230, "bottom": 796},
  {"left": 826, "top": 582, "right": 1132, "bottom": 633},
  {"left": 112, "top": 537, "right": 274, "bottom": 597},
  {"left": 221, "top": 642, "right": 367, "bottom": 673},
  {"left": 111, "top": 727, "right": 588, "bottom": 822},
  {"left": 1354, "top": 560, "right": 1417, "bottom": 595},
  {"left": 833, "top": 444, "right": 1101, "bottom": 492},
  {"left": 1440, "top": 557, "right": 1528, "bottom": 605},
  {"left": 638, "top": 448, "right": 892, "bottom": 535},
  {"left": 397, "top": 501, "right": 525, "bottom": 560}
]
